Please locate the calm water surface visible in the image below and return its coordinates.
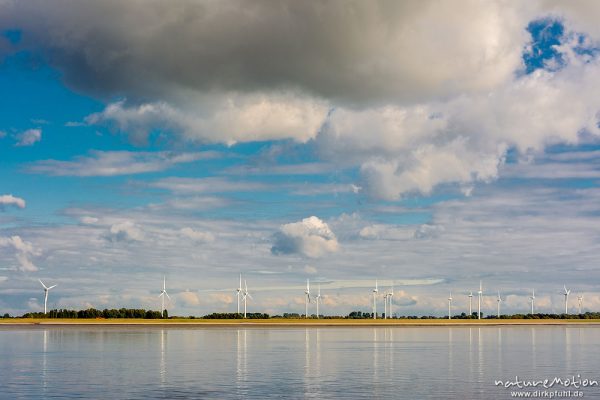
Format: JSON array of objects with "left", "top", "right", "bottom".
[{"left": 1, "top": 326, "right": 599, "bottom": 399}]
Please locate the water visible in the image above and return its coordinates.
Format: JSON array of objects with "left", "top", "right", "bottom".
[{"left": 1, "top": 326, "right": 599, "bottom": 399}]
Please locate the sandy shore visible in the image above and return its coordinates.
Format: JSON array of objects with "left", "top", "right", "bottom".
[{"left": 1, "top": 318, "right": 600, "bottom": 327}]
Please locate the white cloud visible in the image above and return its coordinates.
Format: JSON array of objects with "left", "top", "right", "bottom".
[
  {"left": 177, "top": 291, "right": 200, "bottom": 307},
  {"left": 85, "top": 96, "right": 328, "bottom": 145},
  {"left": 180, "top": 227, "right": 214, "bottom": 243},
  {"left": 272, "top": 216, "right": 339, "bottom": 258},
  {"left": 316, "top": 47, "right": 600, "bottom": 199},
  {"left": 26, "top": 150, "right": 210, "bottom": 176},
  {"left": 303, "top": 265, "right": 317, "bottom": 275},
  {"left": 105, "top": 221, "right": 144, "bottom": 243},
  {"left": 0, "top": 235, "right": 40, "bottom": 272},
  {"left": 0, "top": 194, "right": 26, "bottom": 210},
  {"left": 79, "top": 216, "right": 99, "bottom": 225},
  {"left": 150, "top": 177, "right": 267, "bottom": 194},
  {"left": 414, "top": 224, "right": 445, "bottom": 240},
  {"left": 14, "top": 128, "right": 41, "bottom": 147}
]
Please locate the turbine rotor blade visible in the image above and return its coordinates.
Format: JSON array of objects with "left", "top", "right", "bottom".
[{"left": 39, "top": 279, "right": 48, "bottom": 289}]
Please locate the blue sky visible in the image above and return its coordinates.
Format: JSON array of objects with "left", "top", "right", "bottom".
[{"left": 2, "top": 1, "right": 600, "bottom": 317}]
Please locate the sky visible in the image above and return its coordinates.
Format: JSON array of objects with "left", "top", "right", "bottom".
[{"left": 2, "top": 0, "right": 600, "bottom": 317}]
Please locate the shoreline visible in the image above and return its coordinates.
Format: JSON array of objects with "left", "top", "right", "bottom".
[{"left": 2, "top": 318, "right": 600, "bottom": 327}]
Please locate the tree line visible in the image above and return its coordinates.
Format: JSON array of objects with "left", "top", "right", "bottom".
[{"left": 6, "top": 309, "right": 600, "bottom": 320}]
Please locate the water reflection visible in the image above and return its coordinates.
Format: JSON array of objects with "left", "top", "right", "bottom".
[
  {"left": 160, "top": 329, "right": 166, "bottom": 386},
  {"left": 236, "top": 328, "right": 247, "bottom": 395},
  {"left": 1, "top": 326, "right": 598, "bottom": 399},
  {"left": 42, "top": 329, "right": 48, "bottom": 392}
]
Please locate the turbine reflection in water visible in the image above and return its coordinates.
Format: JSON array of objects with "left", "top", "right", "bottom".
[{"left": 160, "top": 329, "right": 166, "bottom": 386}]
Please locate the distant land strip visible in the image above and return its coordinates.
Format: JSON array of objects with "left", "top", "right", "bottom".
[{"left": 2, "top": 318, "right": 600, "bottom": 327}]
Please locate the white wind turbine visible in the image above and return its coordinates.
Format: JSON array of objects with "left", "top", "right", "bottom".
[
  {"left": 468, "top": 291, "right": 473, "bottom": 316},
  {"left": 448, "top": 292, "right": 452, "bottom": 320},
  {"left": 563, "top": 285, "right": 571, "bottom": 315},
  {"left": 242, "top": 280, "right": 252, "bottom": 318},
  {"left": 388, "top": 285, "right": 394, "bottom": 319},
  {"left": 383, "top": 290, "right": 389, "bottom": 319},
  {"left": 159, "top": 276, "right": 171, "bottom": 317},
  {"left": 372, "top": 280, "right": 379, "bottom": 319},
  {"left": 315, "top": 284, "right": 322, "bottom": 319},
  {"left": 530, "top": 289, "right": 535, "bottom": 314},
  {"left": 304, "top": 279, "right": 311, "bottom": 318},
  {"left": 39, "top": 279, "right": 57, "bottom": 314},
  {"left": 236, "top": 274, "right": 242, "bottom": 314},
  {"left": 496, "top": 291, "right": 502, "bottom": 318},
  {"left": 477, "top": 281, "right": 483, "bottom": 320},
  {"left": 577, "top": 294, "right": 583, "bottom": 314}
]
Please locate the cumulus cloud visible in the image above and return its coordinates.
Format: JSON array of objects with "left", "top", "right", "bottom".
[
  {"left": 0, "top": 235, "right": 40, "bottom": 272},
  {"left": 0, "top": 194, "right": 26, "bottom": 210},
  {"left": 178, "top": 291, "right": 200, "bottom": 307},
  {"left": 105, "top": 221, "right": 144, "bottom": 242},
  {"left": 85, "top": 96, "right": 328, "bottom": 145},
  {"left": 14, "top": 129, "right": 41, "bottom": 147},
  {"left": 180, "top": 227, "right": 214, "bottom": 243},
  {"left": 26, "top": 150, "right": 209, "bottom": 176},
  {"left": 0, "top": 1, "right": 532, "bottom": 105},
  {"left": 272, "top": 216, "right": 339, "bottom": 258},
  {"left": 4, "top": 1, "right": 600, "bottom": 199}
]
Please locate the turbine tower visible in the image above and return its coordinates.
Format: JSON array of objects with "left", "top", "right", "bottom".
[
  {"left": 496, "top": 291, "right": 502, "bottom": 318},
  {"left": 388, "top": 285, "right": 394, "bottom": 319},
  {"left": 304, "top": 279, "right": 311, "bottom": 318},
  {"left": 236, "top": 274, "right": 242, "bottom": 314},
  {"left": 159, "top": 276, "right": 171, "bottom": 317},
  {"left": 468, "top": 291, "right": 473, "bottom": 316},
  {"left": 530, "top": 289, "right": 535, "bottom": 314},
  {"left": 242, "top": 280, "right": 252, "bottom": 318},
  {"left": 315, "top": 284, "right": 322, "bottom": 319},
  {"left": 578, "top": 294, "right": 583, "bottom": 314},
  {"left": 383, "top": 290, "right": 389, "bottom": 319},
  {"left": 39, "top": 279, "right": 57, "bottom": 314},
  {"left": 477, "top": 281, "right": 483, "bottom": 320},
  {"left": 563, "top": 285, "right": 571, "bottom": 315},
  {"left": 448, "top": 292, "right": 452, "bottom": 320},
  {"left": 372, "top": 280, "right": 379, "bottom": 319}
]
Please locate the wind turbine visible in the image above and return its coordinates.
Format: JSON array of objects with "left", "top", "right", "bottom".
[
  {"left": 448, "top": 292, "right": 452, "bottom": 320},
  {"left": 236, "top": 274, "right": 242, "bottom": 314},
  {"left": 563, "top": 285, "right": 571, "bottom": 315},
  {"left": 530, "top": 289, "right": 535, "bottom": 314},
  {"left": 388, "top": 285, "right": 394, "bottom": 319},
  {"left": 468, "top": 291, "right": 473, "bottom": 316},
  {"left": 304, "top": 279, "right": 311, "bottom": 318},
  {"left": 242, "top": 280, "right": 252, "bottom": 318},
  {"left": 159, "top": 276, "right": 171, "bottom": 317},
  {"left": 372, "top": 280, "right": 378, "bottom": 319},
  {"left": 383, "top": 291, "right": 389, "bottom": 319},
  {"left": 496, "top": 291, "right": 502, "bottom": 318},
  {"left": 477, "top": 281, "right": 483, "bottom": 320},
  {"left": 39, "top": 280, "right": 57, "bottom": 314},
  {"left": 578, "top": 294, "right": 583, "bottom": 314},
  {"left": 315, "top": 284, "right": 322, "bottom": 319}
]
